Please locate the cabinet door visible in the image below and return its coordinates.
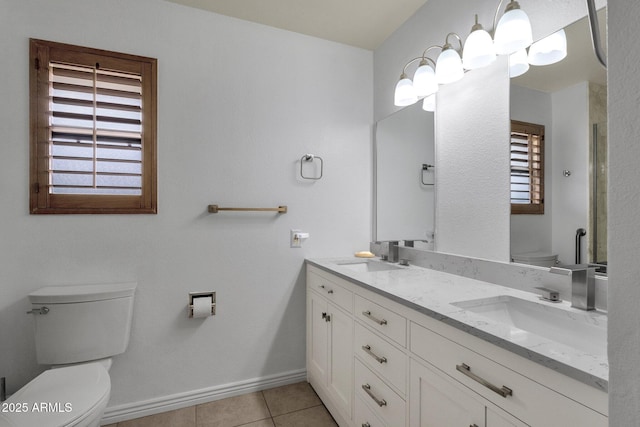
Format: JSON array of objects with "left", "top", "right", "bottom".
[
  {"left": 328, "top": 303, "right": 353, "bottom": 419},
  {"left": 487, "top": 408, "right": 529, "bottom": 427},
  {"left": 308, "top": 291, "right": 329, "bottom": 384},
  {"left": 410, "top": 359, "right": 485, "bottom": 427}
]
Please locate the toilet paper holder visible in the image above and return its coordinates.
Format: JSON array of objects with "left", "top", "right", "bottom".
[{"left": 188, "top": 291, "right": 216, "bottom": 318}]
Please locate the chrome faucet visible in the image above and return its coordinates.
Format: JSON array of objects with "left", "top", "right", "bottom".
[
  {"left": 370, "top": 241, "right": 399, "bottom": 262},
  {"left": 549, "top": 265, "right": 596, "bottom": 310}
]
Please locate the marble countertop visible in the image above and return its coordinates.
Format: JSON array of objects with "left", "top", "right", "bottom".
[{"left": 307, "top": 257, "right": 608, "bottom": 392}]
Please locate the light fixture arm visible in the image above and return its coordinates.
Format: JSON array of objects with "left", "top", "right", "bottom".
[
  {"left": 491, "top": 0, "right": 509, "bottom": 35},
  {"left": 401, "top": 57, "right": 427, "bottom": 75},
  {"left": 401, "top": 46, "right": 441, "bottom": 75},
  {"left": 586, "top": 0, "right": 606, "bottom": 68},
  {"left": 420, "top": 45, "right": 442, "bottom": 63},
  {"left": 443, "top": 33, "right": 463, "bottom": 52}
]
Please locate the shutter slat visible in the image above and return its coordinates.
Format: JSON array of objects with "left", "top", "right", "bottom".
[
  {"left": 53, "top": 82, "right": 141, "bottom": 100},
  {"left": 52, "top": 111, "right": 141, "bottom": 126},
  {"left": 53, "top": 96, "right": 141, "bottom": 113}
]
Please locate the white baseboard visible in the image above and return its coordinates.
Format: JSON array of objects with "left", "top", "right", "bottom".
[{"left": 101, "top": 368, "right": 307, "bottom": 425}]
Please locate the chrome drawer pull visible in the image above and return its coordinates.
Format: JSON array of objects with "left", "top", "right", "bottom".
[
  {"left": 362, "top": 310, "right": 387, "bottom": 325},
  {"left": 362, "top": 345, "right": 387, "bottom": 364},
  {"left": 362, "top": 383, "right": 387, "bottom": 407},
  {"left": 456, "top": 363, "right": 513, "bottom": 398}
]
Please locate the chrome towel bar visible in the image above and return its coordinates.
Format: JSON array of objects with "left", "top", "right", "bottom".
[{"left": 208, "top": 205, "right": 287, "bottom": 214}]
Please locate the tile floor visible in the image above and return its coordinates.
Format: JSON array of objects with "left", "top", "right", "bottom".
[{"left": 103, "top": 381, "right": 338, "bottom": 427}]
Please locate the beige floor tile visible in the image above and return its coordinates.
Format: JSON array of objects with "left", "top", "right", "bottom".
[
  {"left": 272, "top": 405, "right": 337, "bottom": 427},
  {"left": 262, "top": 382, "right": 322, "bottom": 417},
  {"left": 102, "top": 425, "right": 118, "bottom": 427},
  {"left": 237, "top": 419, "right": 275, "bottom": 427},
  {"left": 117, "top": 406, "right": 195, "bottom": 427},
  {"left": 197, "top": 392, "right": 271, "bottom": 427}
]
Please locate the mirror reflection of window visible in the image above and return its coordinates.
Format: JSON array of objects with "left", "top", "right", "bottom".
[{"left": 510, "top": 120, "right": 544, "bottom": 215}]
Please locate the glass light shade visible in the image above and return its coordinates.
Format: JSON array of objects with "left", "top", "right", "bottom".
[
  {"left": 509, "top": 49, "right": 529, "bottom": 78},
  {"left": 435, "top": 48, "right": 464, "bottom": 84},
  {"left": 394, "top": 76, "right": 418, "bottom": 107},
  {"left": 462, "top": 28, "right": 496, "bottom": 70},
  {"left": 422, "top": 93, "right": 436, "bottom": 112},
  {"left": 528, "top": 29, "right": 567, "bottom": 66},
  {"left": 413, "top": 63, "right": 438, "bottom": 97},
  {"left": 494, "top": 7, "right": 533, "bottom": 55}
]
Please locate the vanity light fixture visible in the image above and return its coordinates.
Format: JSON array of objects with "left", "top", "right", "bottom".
[
  {"left": 413, "top": 56, "right": 439, "bottom": 97},
  {"left": 462, "top": 15, "right": 496, "bottom": 70},
  {"left": 394, "top": 47, "right": 441, "bottom": 106},
  {"left": 527, "top": 29, "right": 567, "bottom": 66},
  {"left": 394, "top": 72, "right": 418, "bottom": 107},
  {"left": 422, "top": 93, "right": 436, "bottom": 112},
  {"left": 392, "top": 0, "right": 564, "bottom": 107},
  {"left": 493, "top": 0, "right": 533, "bottom": 55},
  {"left": 508, "top": 48, "right": 529, "bottom": 77},
  {"left": 435, "top": 33, "right": 464, "bottom": 84}
]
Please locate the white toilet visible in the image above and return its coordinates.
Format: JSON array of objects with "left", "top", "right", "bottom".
[
  {"left": 511, "top": 251, "right": 559, "bottom": 267},
  {"left": 0, "top": 282, "right": 136, "bottom": 427}
]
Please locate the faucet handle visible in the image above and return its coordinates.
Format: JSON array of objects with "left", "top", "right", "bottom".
[
  {"left": 549, "top": 264, "right": 596, "bottom": 276},
  {"left": 549, "top": 266, "right": 572, "bottom": 276},
  {"left": 535, "top": 287, "right": 561, "bottom": 302}
]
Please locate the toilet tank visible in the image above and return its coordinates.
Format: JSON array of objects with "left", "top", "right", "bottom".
[{"left": 28, "top": 282, "right": 136, "bottom": 365}]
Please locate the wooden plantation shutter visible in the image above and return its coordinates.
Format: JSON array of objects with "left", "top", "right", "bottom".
[
  {"left": 30, "top": 39, "right": 157, "bottom": 214},
  {"left": 510, "top": 120, "right": 544, "bottom": 215}
]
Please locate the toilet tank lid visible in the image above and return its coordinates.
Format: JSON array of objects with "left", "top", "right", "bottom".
[
  {"left": 512, "top": 251, "right": 558, "bottom": 261},
  {"left": 29, "top": 282, "right": 137, "bottom": 304}
]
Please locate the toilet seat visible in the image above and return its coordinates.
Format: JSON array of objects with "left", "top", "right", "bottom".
[{"left": 0, "top": 363, "right": 110, "bottom": 427}]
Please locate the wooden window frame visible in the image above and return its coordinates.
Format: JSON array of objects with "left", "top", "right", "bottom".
[
  {"left": 30, "top": 39, "right": 157, "bottom": 214},
  {"left": 510, "top": 120, "right": 544, "bottom": 215}
]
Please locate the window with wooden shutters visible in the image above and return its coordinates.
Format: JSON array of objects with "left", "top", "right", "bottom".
[
  {"left": 30, "top": 39, "right": 157, "bottom": 214},
  {"left": 510, "top": 120, "right": 544, "bottom": 214}
]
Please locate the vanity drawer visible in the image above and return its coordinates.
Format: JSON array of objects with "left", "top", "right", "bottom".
[
  {"left": 355, "top": 359, "right": 406, "bottom": 427},
  {"left": 355, "top": 295, "right": 406, "bottom": 347},
  {"left": 409, "top": 322, "right": 607, "bottom": 426},
  {"left": 354, "top": 322, "right": 407, "bottom": 394},
  {"left": 355, "top": 395, "right": 387, "bottom": 427},
  {"left": 307, "top": 269, "right": 353, "bottom": 313}
]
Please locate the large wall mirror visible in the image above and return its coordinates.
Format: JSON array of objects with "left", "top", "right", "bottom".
[
  {"left": 510, "top": 8, "right": 607, "bottom": 272},
  {"left": 374, "top": 102, "right": 435, "bottom": 248},
  {"left": 373, "top": 5, "right": 606, "bottom": 269}
]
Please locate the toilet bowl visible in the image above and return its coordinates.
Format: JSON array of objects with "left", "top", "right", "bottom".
[
  {"left": 511, "top": 251, "right": 558, "bottom": 267},
  {"left": 1, "top": 282, "right": 136, "bottom": 427},
  {"left": 0, "top": 363, "right": 110, "bottom": 427}
]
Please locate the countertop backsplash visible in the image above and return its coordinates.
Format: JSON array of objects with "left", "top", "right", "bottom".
[{"left": 396, "top": 246, "right": 608, "bottom": 311}]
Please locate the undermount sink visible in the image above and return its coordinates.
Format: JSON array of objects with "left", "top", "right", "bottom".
[
  {"left": 336, "top": 260, "right": 403, "bottom": 273},
  {"left": 452, "top": 295, "right": 607, "bottom": 356}
]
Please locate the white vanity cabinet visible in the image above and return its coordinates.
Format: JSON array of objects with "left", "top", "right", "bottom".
[
  {"left": 306, "top": 263, "right": 608, "bottom": 427},
  {"left": 353, "top": 294, "right": 408, "bottom": 427},
  {"left": 307, "top": 268, "right": 354, "bottom": 426}
]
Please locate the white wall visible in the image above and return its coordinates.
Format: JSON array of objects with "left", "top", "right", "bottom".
[
  {"left": 0, "top": 0, "right": 372, "bottom": 415},
  {"left": 608, "top": 2, "right": 640, "bottom": 425},
  {"left": 435, "top": 57, "right": 511, "bottom": 262},
  {"left": 551, "top": 82, "right": 590, "bottom": 264},
  {"left": 510, "top": 85, "right": 553, "bottom": 256}
]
